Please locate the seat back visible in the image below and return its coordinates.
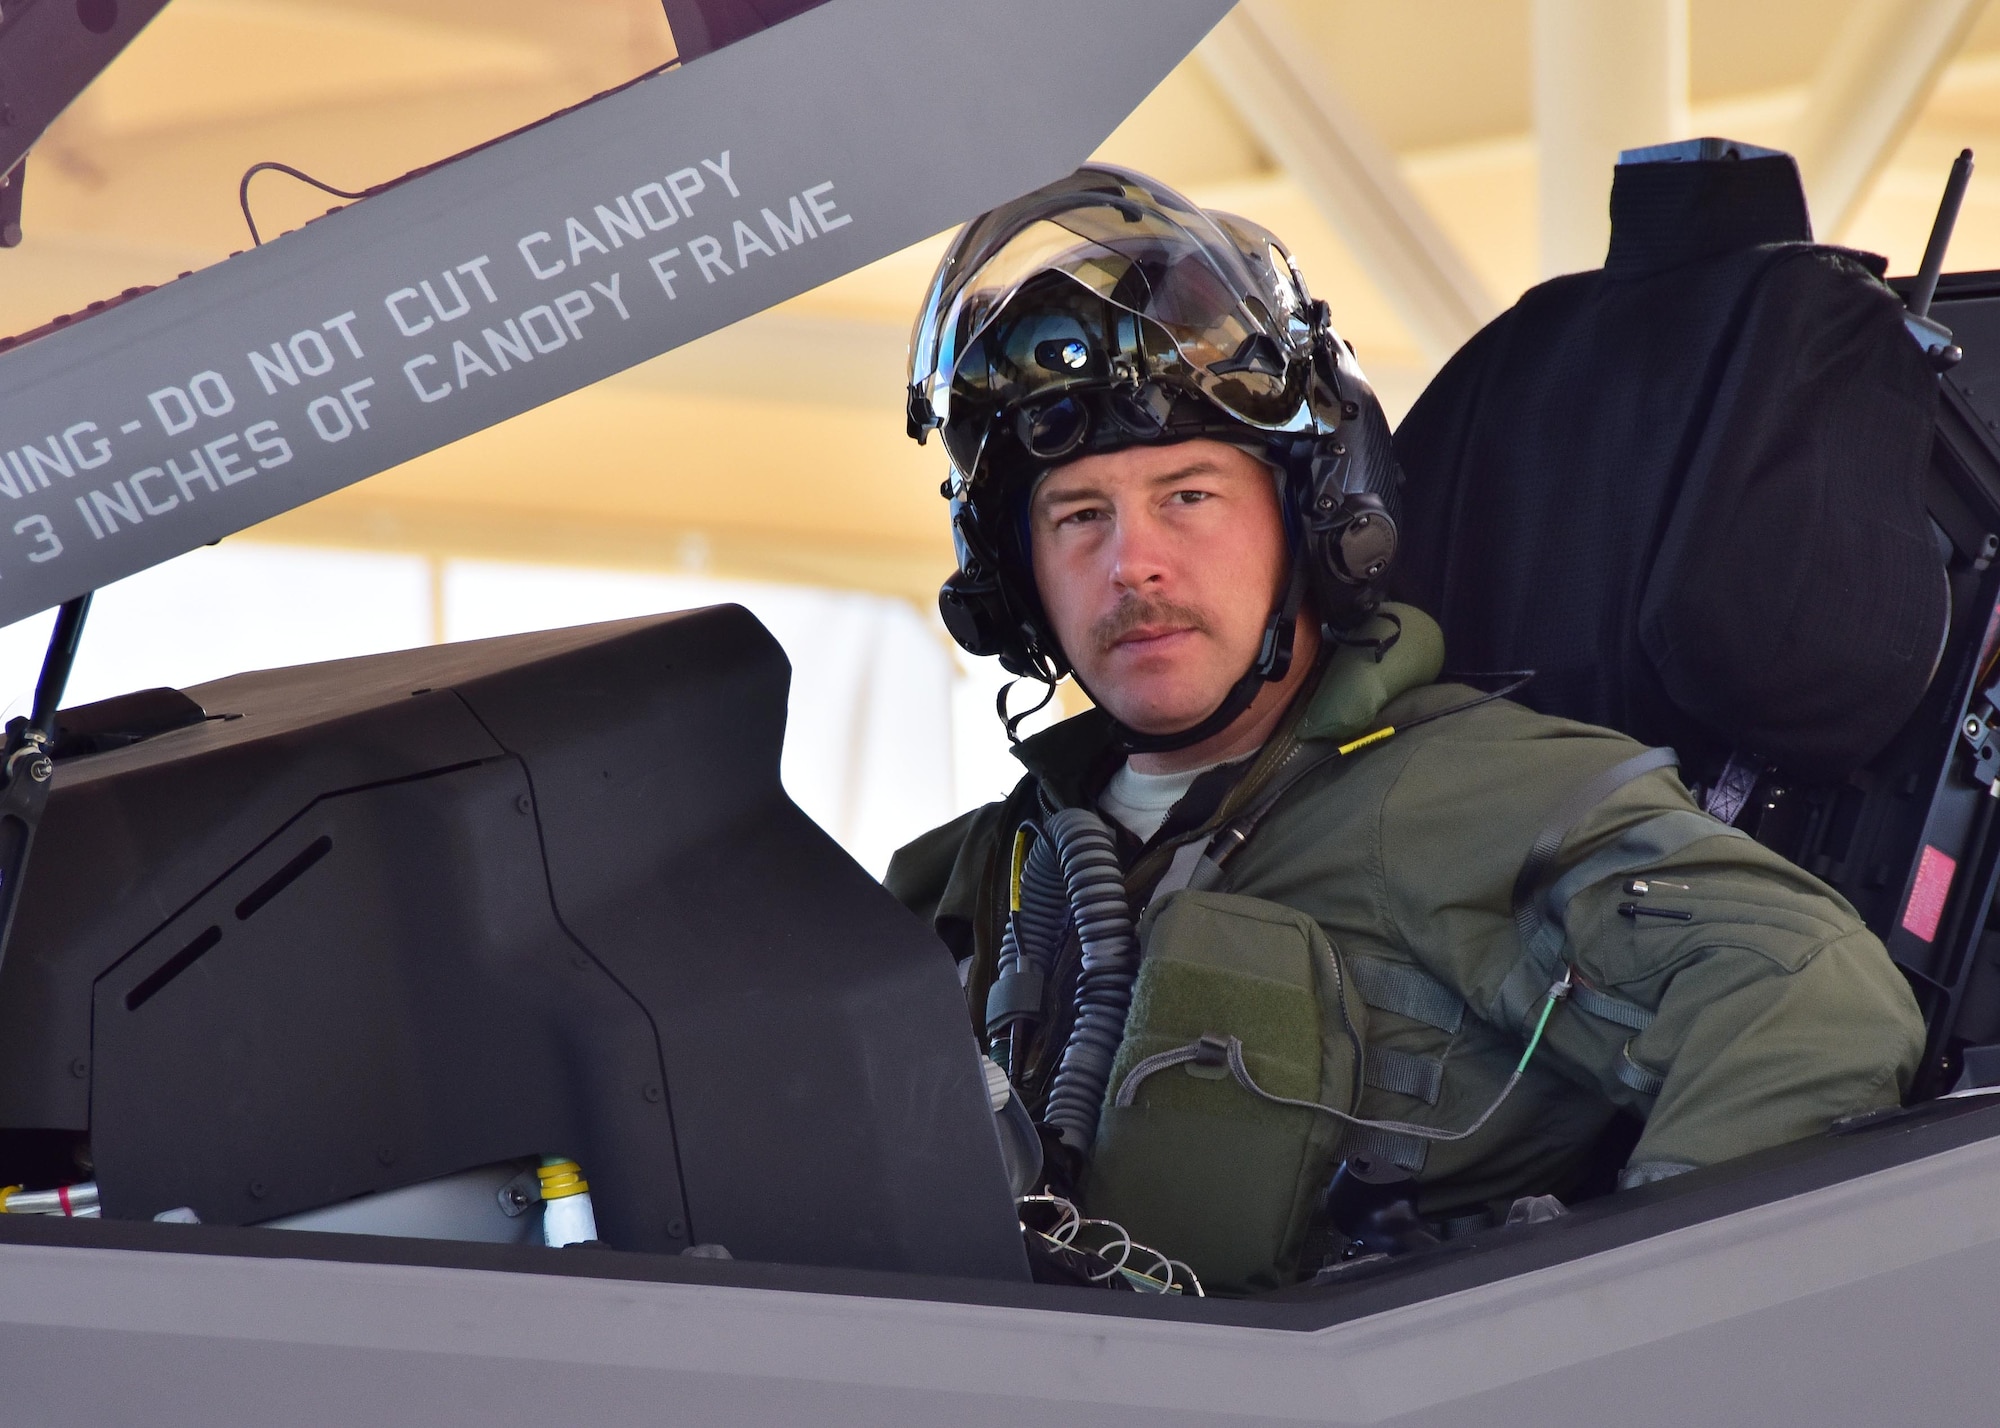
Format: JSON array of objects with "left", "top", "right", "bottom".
[{"left": 1391, "top": 148, "right": 1945, "bottom": 785}]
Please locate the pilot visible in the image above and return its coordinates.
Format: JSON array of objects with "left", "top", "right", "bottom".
[{"left": 885, "top": 165, "right": 1924, "bottom": 1290}]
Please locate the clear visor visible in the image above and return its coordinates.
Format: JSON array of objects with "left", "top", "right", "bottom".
[{"left": 910, "top": 171, "right": 1318, "bottom": 473}]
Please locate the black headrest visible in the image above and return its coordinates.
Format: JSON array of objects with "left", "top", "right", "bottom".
[{"left": 1606, "top": 154, "right": 1813, "bottom": 279}]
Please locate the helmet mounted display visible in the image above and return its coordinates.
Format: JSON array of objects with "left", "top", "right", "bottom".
[{"left": 907, "top": 165, "right": 1402, "bottom": 752}]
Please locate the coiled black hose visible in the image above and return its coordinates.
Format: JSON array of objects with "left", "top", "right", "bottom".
[
  {"left": 988, "top": 826, "right": 1070, "bottom": 1068},
  {"left": 1035, "top": 807, "right": 1140, "bottom": 1153}
]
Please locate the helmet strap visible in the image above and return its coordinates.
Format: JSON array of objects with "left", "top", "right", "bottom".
[{"left": 997, "top": 673, "right": 1060, "bottom": 746}]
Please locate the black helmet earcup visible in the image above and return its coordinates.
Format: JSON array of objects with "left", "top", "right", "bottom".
[
  {"left": 1329, "top": 492, "right": 1398, "bottom": 585},
  {"left": 937, "top": 571, "right": 1013, "bottom": 660},
  {"left": 939, "top": 498, "right": 1057, "bottom": 676}
]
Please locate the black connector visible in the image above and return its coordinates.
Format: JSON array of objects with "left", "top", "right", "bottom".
[{"left": 1618, "top": 902, "right": 1694, "bottom": 922}]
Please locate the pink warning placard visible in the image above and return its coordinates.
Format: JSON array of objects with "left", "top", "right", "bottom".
[{"left": 1902, "top": 844, "right": 1958, "bottom": 943}]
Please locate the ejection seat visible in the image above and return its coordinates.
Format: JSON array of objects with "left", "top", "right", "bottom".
[{"left": 1389, "top": 138, "right": 2000, "bottom": 1101}]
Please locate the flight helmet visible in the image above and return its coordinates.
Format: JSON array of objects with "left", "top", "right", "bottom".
[{"left": 907, "top": 165, "right": 1401, "bottom": 751}]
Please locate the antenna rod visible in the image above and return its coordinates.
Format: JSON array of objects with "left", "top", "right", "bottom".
[
  {"left": 1911, "top": 148, "right": 1975, "bottom": 320},
  {"left": 0, "top": 591, "right": 92, "bottom": 989},
  {"left": 28, "top": 593, "right": 91, "bottom": 743}
]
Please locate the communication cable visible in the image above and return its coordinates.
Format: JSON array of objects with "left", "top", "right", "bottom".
[{"left": 1116, "top": 969, "right": 1574, "bottom": 1145}]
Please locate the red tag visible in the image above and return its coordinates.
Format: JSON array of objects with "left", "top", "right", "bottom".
[{"left": 1902, "top": 844, "right": 1958, "bottom": 942}]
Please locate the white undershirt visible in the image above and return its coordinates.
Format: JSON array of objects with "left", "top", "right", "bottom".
[{"left": 1098, "top": 754, "right": 1250, "bottom": 843}]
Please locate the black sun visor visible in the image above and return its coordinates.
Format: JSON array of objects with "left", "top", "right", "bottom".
[{"left": 909, "top": 167, "right": 1323, "bottom": 477}]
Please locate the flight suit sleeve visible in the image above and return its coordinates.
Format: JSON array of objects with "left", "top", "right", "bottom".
[
  {"left": 1377, "top": 712, "right": 1925, "bottom": 1189},
  {"left": 884, "top": 794, "right": 1019, "bottom": 968},
  {"left": 884, "top": 806, "right": 987, "bottom": 929},
  {"left": 1551, "top": 831, "right": 1925, "bottom": 1184}
]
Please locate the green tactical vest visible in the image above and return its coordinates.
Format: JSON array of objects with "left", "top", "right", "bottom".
[{"left": 1083, "top": 891, "right": 1367, "bottom": 1294}]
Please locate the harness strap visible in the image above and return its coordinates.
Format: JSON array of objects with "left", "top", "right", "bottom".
[
  {"left": 1144, "top": 677, "right": 1538, "bottom": 914},
  {"left": 1543, "top": 809, "right": 1745, "bottom": 922},
  {"left": 1342, "top": 1125, "right": 1428, "bottom": 1174},
  {"left": 1348, "top": 956, "right": 1465, "bottom": 1035},
  {"left": 1143, "top": 723, "right": 1380, "bottom": 915},
  {"left": 1509, "top": 746, "right": 1681, "bottom": 949},
  {"left": 1363, "top": 1046, "right": 1444, "bottom": 1105},
  {"left": 1494, "top": 755, "right": 1756, "bottom": 1032},
  {"left": 1616, "top": 1042, "right": 1666, "bottom": 1096},
  {"left": 1148, "top": 837, "right": 1216, "bottom": 906},
  {"left": 1141, "top": 743, "right": 1348, "bottom": 911},
  {"left": 1572, "top": 980, "right": 1655, "bottom": 1031},
  {"left": 1500, "top": 806, "right": 1747, "bottom": 1030}
]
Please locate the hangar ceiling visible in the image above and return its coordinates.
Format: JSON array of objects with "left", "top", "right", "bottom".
[{"left": 7, "top": 0, "right": 2000, "bottom": 606}]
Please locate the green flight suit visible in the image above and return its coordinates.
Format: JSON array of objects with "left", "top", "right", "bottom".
[{"left": 885, "top": 604, "right": 1925, "bottom": 1246}]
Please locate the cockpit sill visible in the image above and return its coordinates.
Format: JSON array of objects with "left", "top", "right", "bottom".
[{"left": 3, "top": 1093, "right": 1995, "bottom": 1333}]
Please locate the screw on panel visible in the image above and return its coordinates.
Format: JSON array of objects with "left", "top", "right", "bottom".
[{"left": 495, "top": 1167, "right": 542, "bottom": 1218}]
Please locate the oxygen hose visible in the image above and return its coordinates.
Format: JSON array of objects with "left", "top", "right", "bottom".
[
  {"left": 990, "top": 826, "right": 1071, "bottom": 1072},
  {"left": 1034, "top": 807, "right": 1141, "bottom": 1154}
]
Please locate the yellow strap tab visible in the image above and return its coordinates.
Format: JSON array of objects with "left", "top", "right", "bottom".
[
  {"left": 1338, "top": 726, "right": 1395, "bottom": 757},
  {"left": 1009, "top": 828, "right": 1030, "bottom": 913},
  {"left": 0, "top": 1185, "right": 18, "bottom": 1213}
]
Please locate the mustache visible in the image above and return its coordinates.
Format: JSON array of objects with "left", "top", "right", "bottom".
[{"left": 1092, "top": 595, "right": 1212, "bottom": 654}]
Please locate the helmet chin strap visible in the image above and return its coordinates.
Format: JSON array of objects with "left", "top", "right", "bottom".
[{"left": 1103, "top": 559, "right": 1309, "bottom": 757}]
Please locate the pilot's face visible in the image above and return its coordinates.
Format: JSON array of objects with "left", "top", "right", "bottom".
[{"left": 1028, "top": 438, "right": 1288, "bottom": 737}]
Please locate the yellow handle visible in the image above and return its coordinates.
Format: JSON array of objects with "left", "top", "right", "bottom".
[{"left": 537, "top": 1160, "right": 590, "bottom": 1199}]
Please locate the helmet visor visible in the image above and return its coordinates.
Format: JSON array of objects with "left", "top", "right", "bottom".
[{"left": 911, "top": 170, "right": 1316, "bottom": 476}]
